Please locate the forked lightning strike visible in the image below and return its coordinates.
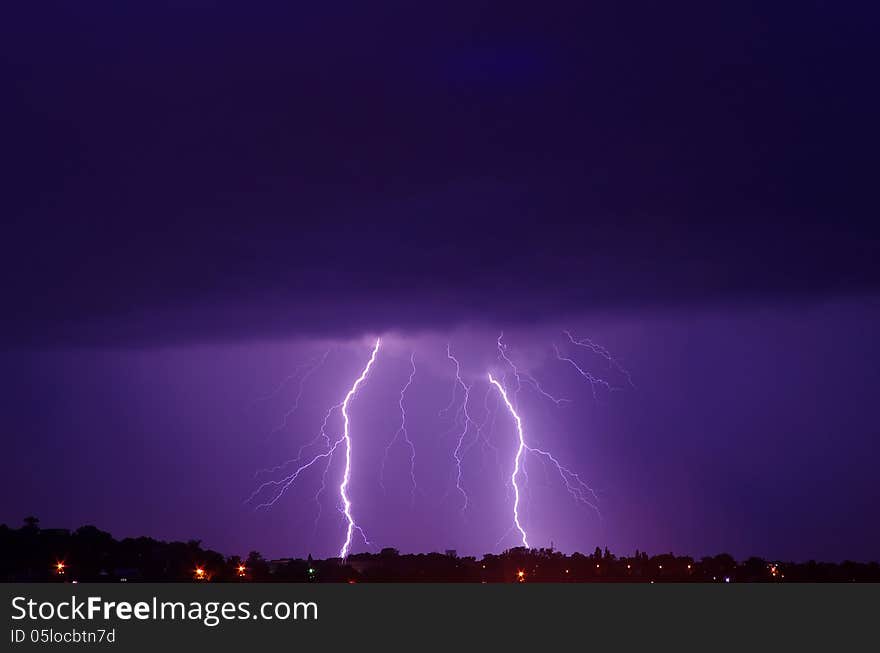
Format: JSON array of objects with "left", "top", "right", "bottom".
[
  {"left": 554, "top": 330, "right": 633, "bottom": 397},
  {"left": 261, "top": 350, "right": 330, "bottom": 440},
  {"left": 251, "top": 330, "right": 626, "bottom": 556},
  {"left": 488, "top": 373, "right": 530, "bottom": 548},
  {"left": 553, "top": 344, "right": 613, "bottom": 398},
  {"left": 380, "top": 352, "right": 418, "bottom": 505},
  {"left": 247, "top": 339, "right": 380, "bottom": 560},
  {"left": 497, "top": 333, "right": 569, "bottom": 405},
  {"left": 490, "top": 332, "right": 607, "bottom": 548},
  {"left": 446, "top": 345, "right": 475, "bottom": 513},
  {"left": 338, "top": 338, "right": 381, "bottom": 559},
  {"left": 564, "top": 330, "right": 634, "bottom": 389}
]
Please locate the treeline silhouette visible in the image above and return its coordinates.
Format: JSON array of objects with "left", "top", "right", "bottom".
[{"left": 3, "top": 518, "right": 878, "bottom": 582}]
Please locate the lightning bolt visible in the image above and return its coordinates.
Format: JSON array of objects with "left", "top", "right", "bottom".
[
  {"left": 248, "top": 331, "right": 622, "bottom": 557},
  {"left": 271, "top": 349, "right": 330, "bottom": 433},
  {"left": 253, "top": 398, "right": 340, "bottom": 480},
  {"left": 250, "top": 351, "right": 324, "bottom": 405},
  {"left": 497, "top": 333, "right": 569, "bottom": 405},
  {"left": 380, "top": 352, "right": 418, "bottom": 505},
  {"left": 309, "top": 401, "right": 348, "bottom": 533},
  {"left": 338, "top": 338, "right": 381, "bottom": 559},
  {"left": 489, "top": 370, "right": 601, "bottom": 550},
  {"left": 247, "top": 339, "right": 380, "bottom": 561},
  {"left": 525, "top": 445, "right": 600, "bottom": 512},
  {"left": 553, "top": 344, "right": 614, "bottom": 398},
  {"left": 488, "top": 373, "right": 529, "bottom": 548},
  {"left": 258, "top": 349, "right": 331, "bottom": 440},
  {"left": 446, "top": 345, "right": 474, "bottom": 514},
  {"left": 564, "top": 330, "right": 634, "bottom": 388},
  {"left": 555, "top": 330, "right": 634, "bottom": 397},
  {"left": 466, "top": 385, "right": 501, "bottom": 459},
  {"left": 246, "top": 420, "right": 342, "bottom": 510}
]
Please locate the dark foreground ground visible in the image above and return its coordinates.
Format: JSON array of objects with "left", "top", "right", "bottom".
[{"left": 3, "top": 519, "right": 878, "bottom": 582}]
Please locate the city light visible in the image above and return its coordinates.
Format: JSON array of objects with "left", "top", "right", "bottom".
[
  {"left": 517, "top": 570, "right": 525, "bottom": 582},
  {"left": 55, "top": 561, "right": 65, "bottom": 575},
  {"left": 194, "top": 567, "right": 205, "bottom": 579}
]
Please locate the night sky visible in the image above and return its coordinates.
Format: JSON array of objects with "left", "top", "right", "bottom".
[{"left": 2, "top": 3, "right": 878, "bottom": 562}]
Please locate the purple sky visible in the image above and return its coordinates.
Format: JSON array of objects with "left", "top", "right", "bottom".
[
  {"left": 2, "top": 301, "right": 878, "bottom": 561},
  {"left": 1, "top": 3, "right": 879, "bottom": 561}
]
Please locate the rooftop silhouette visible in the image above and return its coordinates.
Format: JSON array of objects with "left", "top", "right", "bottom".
[{"left": 3, "top": 518, "right": 877, "bottom": 583}]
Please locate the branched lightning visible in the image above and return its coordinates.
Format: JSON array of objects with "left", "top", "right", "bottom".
[
  {"left": 338, "top": 338, "right": 381, "bottom": 559},
  {"left": 466, "top": 385, "right": 500, "bottom": 458},
  {"left": 253, "top": 399, "right": 340, "bottom": 480},
  {"left": 553, "top": 344, "right": 614, "bottom": 398},
  {"left": 488, "top": 373, "right": 529, "bottom": 548},
  {"left": 498, "top": 334, "right": 569, "bottom": 406},
  {"left": 446, "top": 345, "right": 475, "bottom": 514},
  {"left": 246, "top": 427, "right": 344, "bottom": 509},
  {"left": 555, "top": 330, "right": 633, "bottom": 400},
  {"left": 525, "top": 446, "right": 600, "bottom": 512},
  {"left": 250, "top": 351, "right": 325, "bottom": 406},
  {"left": 257, "top": 350, "right": 330, "bottom": 440},
  {"left": 489, "top": 368, "right": 602, "bottom": 550},
  {"left": 247, "top": 339, "right": 380, "bottom": 561},
  {"left": 564, "top": 330, "right": 634, "bottom": 389},
  {"left": 380, "top": 352, "right": 418, "bottom": 505},
  {"left": 249, "top": 330, "right": 625, "bottom": 558}
]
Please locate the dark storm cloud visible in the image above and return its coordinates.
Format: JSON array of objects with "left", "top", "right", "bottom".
[{"left": 2, "top": 2, "right": 878, "bottom": 344}]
